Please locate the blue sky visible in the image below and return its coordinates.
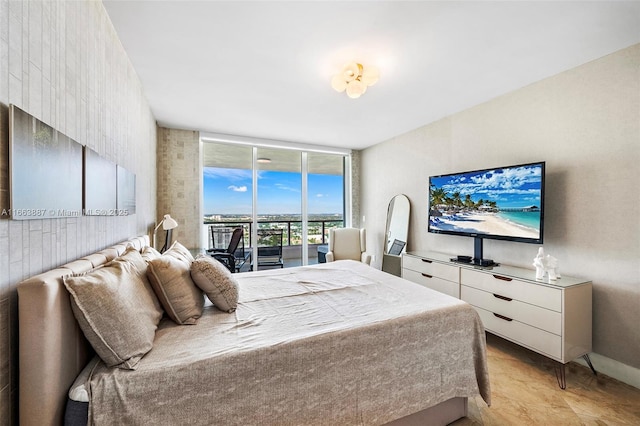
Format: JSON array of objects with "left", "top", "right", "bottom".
[
  {"left": 203, "top": 168, "right": 344, "bottom": 215},
  {"left": 430, "top": 164, "right": 543, "bottom": 209}
]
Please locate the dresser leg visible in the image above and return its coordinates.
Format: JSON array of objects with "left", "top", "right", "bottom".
[
  {"left": 555, "top": 363, "right": 567, "bottom": 389},
  {"left": 555, "top": 355, "right": 596, "bottom": 389},
  {"left": 583, "top": 354, "right": 597, "bottom": 376}
]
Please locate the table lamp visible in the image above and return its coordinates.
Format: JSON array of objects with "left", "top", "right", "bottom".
[{"left": 153, "top": 214, "right": 178, "bottom": 253}]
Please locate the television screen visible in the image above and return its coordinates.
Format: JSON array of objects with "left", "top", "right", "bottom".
[{"left": 428, "top": 162, "right": 544, "bottom": 244}]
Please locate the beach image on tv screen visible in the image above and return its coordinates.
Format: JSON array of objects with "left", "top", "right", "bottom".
[{"left": 428, "top": 164, "right": 543, "bottom": 240}]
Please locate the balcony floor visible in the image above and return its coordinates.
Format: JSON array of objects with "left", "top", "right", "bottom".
[{"left": 234, "top": 244, "right": 324, "bottom": 272}]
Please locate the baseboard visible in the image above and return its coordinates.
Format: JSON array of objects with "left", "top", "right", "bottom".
[{"left": 574, "top": 353, "right": 640, "bottom": 389}]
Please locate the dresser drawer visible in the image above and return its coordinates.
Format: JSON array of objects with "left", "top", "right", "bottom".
[
  {"left": 474, "top": 306, "right": 562, "bottom": 360},
  {"left": 461, "top": 285, "right": 561, "bottom": 335},
  {"left": 460, "top": 268, "right": 561, "bottom": 312},
  {"left": 403, "top": 256, "right": 459, "bottom": 282},
  {"left": 402, "top": 269, "right": 459, "bottom": 298}
]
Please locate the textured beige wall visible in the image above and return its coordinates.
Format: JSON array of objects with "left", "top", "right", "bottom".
[
  {"left": 0, "top": 1, "right": 157, "bottom": 423},
  {"left": 156, "top": 127, "right": 201, "bottom": 250},
  {"left": 362, "top": 44, "right": 640, "bottom": 373},
  {"left": 350, "top": 150, "right": 361, "bottom": 228}
]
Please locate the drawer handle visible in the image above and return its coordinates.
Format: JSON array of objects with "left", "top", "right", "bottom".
[
  {"left": 421, "top": 259, "right": 433, "bottom": 264},
  {"left": 492, "top": 275, "right": 512, "bottom": 282},
  {"left": 493, "top": 294, "right": 513, "bottom": 302},
  {"left": 421, "top": 273, "right": 433, "bottom": 279},
  {"left": 493, "top": 313, "right": 513, "bottom": 322}
]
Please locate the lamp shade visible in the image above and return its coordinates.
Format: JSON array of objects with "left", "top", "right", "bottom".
[
  {"left": 331, "top": 74, "right": 348, "bottom": 92},
  {"left": 331, "top": 62, "right": 379, "bottom": 99},
  {"left": 343, "top": 62, "right": 361, "bottom": 82},
  {"left": 346, "top": 80, "right": 366, "bottom": 99},
  {"left": 161, "top": 214, "right": 178, "bottom": 230},
  {"left": 153, "top": 214, "right": 178, "bottom": 250},
  {"left": 360, "top": 66, "right": 379, "bottom": 86}
]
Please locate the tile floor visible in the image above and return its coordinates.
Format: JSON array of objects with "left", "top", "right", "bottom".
[{"left": 454, "top": 333, "right": 640, "bottom": 425}]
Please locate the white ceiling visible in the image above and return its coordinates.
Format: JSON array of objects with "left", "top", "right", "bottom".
[{"left": 103, "top": 1, "right": 640, "bottom": 150}]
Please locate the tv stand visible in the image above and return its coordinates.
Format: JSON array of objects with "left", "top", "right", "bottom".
[
  {"left": 450, "top": 256, "right": 498, "bottom": 268},
  {"left": 451, "top": 237, "right": 498, "bottom": 267},
  {"left": 473, "top": 258, "right": 497, "bottom": 267},
  {"left": 402, "top": 251, "right": 593, "bottom": 389},
  {"left": 472, "top": 236, "right": 496, "bottom": 267}
]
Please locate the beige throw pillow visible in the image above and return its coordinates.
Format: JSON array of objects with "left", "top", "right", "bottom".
[
  {"left": 113, "top": 246, "right": 165, "bottom": 315},
  {"left": 117, "top": 245, "right": 150, "bottom": 270},
  {"left": 141, "top": 245, "right": 162, "bottom": 262},
  {"left": 63, "top": 259, "right": 164, "bottom": 370},
  {"left": 166, "top": 240, "right": 195, "bottom": 263},
  {"left": 147, "top": 241, "right": 204, "bottom": 324},
  {"left": 191, "top": 255, "right": 239, "bottom": 313}
]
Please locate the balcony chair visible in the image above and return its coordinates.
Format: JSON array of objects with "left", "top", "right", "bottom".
[
  {"left": 207, "top": 227, "right": 250, "bottom": 273},
  {"left": 251, "top": 229, "right": 284, "bottom": 270},
  {"left": 326, "top": 227, "right": 372, "bottom": 265}
]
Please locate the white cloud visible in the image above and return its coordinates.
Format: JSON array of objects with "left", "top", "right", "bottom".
[
  {"left": 204, "top": 167, "right": 252, "bottom": 180},
  {"left": 275, "top": 183, "right": 300, "bottom": 193},
  {"left": 228, "top": 185, "right": 247, "bottom": 192}
]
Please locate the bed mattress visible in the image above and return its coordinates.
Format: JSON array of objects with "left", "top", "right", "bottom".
[{"left": 85, "top": 260, "right": 490, "bottom": 425}]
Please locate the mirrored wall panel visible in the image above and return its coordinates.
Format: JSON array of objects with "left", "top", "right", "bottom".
[
  {"left": 9, "top": 105, "right": 83, "bottom": 219},
  {"left": 117, "top": 165, "right": 136, "bottom": 215},
  {"left": 84, "top": 147, "right": 117, "bottom": 215}
]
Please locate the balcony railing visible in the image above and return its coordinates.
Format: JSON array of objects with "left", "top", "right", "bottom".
[{"left": 203, "top": 219, "right": 344, "bottom": 250}]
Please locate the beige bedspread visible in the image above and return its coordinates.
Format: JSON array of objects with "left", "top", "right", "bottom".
[{"left": 87, "top": 260, "right": 490, "bottom": 425}]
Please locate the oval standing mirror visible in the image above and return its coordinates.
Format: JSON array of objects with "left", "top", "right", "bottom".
[{"left": 382, "top": 194, "right": 410, "bottom": 276}]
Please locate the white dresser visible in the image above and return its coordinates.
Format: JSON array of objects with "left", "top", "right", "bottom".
[
  {"left": 401, "top": 253, "right": 460, "bottom": 298},
  {"left": 402, "top": 251, "right": 593, "bottom": 387}
]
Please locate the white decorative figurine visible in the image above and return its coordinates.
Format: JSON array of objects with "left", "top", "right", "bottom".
[
  {"left": 533, "top": 247, "right": 561, "bottom": 280},
  {"left": 533, "top": 247, "right": 546, "bottom": 279},
  {"left": 545, "top": 254, "right": 560, "bottom": 280}
]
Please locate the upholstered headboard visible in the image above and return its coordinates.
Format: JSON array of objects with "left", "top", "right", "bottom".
[{"left": 18, "top": 235, "right": 150, "bottom": 426}]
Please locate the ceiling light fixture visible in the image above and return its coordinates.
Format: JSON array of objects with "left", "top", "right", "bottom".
[
  {"left": 331, "top": 62, "right": 379, "bottom": 99},
  {"left": 257, "top": 157, "right": 271, "bottom": 163}
]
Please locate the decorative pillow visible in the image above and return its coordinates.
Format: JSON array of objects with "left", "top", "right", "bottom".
[
  {"left": 147, "top": 242, "right": 204, "bottom": 324},
  {"left": 191, "top": 255, "right": 239, "bottom": 313},
  {"left": 63, "top": 259, "right": 164, "bottom": 370},
  {"left": 115, "top": 245, "right": 153, "bottom": 274},
  {"left": 165, "top": 240, "right": 195, "bottom": 263},
  {"left": 112, "top": 246, "right": 165, "bottom": 316},
  {"left": 141, "top": 245, "right": 162, "bottom": 262}
]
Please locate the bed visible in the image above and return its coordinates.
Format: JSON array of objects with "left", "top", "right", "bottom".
[{"left": 18, "top": 235, "right": 490, "bottom": 426}]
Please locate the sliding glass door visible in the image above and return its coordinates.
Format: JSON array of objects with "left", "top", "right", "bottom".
[
  {"left": 307, "top": 152, "right": 345, "bottom": 263},
  {"left": 203, "top": 140, "right": 347, "bottom": 270},
  {"left": 202, "top": 143, "right": 253, "bottom": 270},
  {"left": 256, "top": 147, "right": 302, "bottom": 268}
]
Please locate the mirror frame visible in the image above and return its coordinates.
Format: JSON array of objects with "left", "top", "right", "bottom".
[
  {"left": 382, "top": 194, "right": 410, "bottom": 276},
  {"left": 384, "top": 194, "right": 410, "bottom": 255}
]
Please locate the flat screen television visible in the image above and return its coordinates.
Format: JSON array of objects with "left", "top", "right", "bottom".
[{"left": 428, "top": 161, "right": 545, "bottom": 266}]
